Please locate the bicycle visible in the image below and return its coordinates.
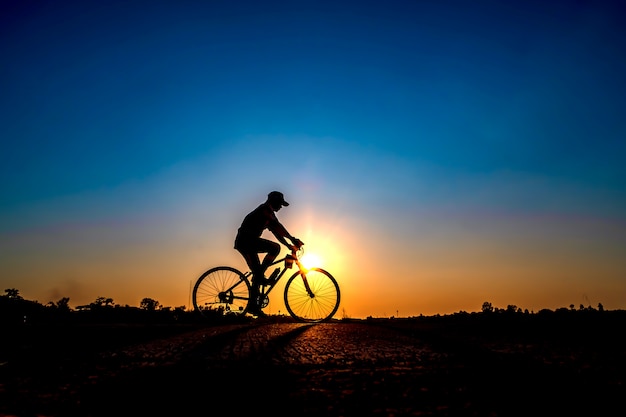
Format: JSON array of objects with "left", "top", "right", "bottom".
[{"left": 192, "top": 247, "right": 341, "bottom": 322}]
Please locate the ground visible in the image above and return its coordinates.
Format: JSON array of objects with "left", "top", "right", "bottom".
[{"left": 1, "top": 312, "right": 624, "bottom": 416}]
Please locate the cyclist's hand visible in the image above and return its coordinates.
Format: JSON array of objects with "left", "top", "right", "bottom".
[{"left": 292, "top": 237, "right": 304, "bottom": 249}]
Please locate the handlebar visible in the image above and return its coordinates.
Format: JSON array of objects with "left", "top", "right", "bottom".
[{"left": 291, "top": 245, "right": 304, "bottom": 258}]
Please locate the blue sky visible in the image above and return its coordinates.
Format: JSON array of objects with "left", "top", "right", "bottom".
[{"left": 1, "top": 0, "right": 625, "bottom": 316}]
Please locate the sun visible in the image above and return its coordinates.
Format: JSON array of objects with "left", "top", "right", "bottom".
[{"left": 300, "top": 253, "right": 322, "bottom": 270}]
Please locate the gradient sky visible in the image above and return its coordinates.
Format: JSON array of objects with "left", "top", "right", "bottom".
[{"left": 1, "top": 0, "right": 625, "bottom": 318}]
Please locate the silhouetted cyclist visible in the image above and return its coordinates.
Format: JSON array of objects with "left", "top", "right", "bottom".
[{"left": 234, "top": 191, "right": 303, "bottom": 317}]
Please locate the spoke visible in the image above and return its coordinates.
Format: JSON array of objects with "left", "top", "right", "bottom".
[
  {"left": 284, "top": 269, "right": 340, "bottom": 322},
  {"left": 192, "top": 267, "right": 250, "bottom": 318}
]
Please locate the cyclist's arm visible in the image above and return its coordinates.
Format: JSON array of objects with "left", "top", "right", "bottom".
[{"left": 269, "top": 220, "right": 303, "bottom": 249}]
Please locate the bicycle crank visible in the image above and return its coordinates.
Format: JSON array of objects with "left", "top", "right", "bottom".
[
  {"left": 258, "top": 294, "right": 269, "bottom": 308},
  {"left": 218, "top": 290, "right": 234, "bottom": 304}
]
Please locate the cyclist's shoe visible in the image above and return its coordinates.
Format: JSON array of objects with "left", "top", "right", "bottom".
[
  {"left": 247, "top": 307, "right": 267, "bottom": 318},
  {"left": 253, "top": 310, "right": 268, "bottom": 318},
  {"left": 246, "top": 297, "right": 265, "bottom": 318}
]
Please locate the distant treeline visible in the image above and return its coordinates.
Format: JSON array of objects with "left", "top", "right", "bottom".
[
  {"left": 2, "top": 288, "right": 623, "bottom": 326},
  {"left": 0, "top": 288, "right": 206, "bottom": 325}
]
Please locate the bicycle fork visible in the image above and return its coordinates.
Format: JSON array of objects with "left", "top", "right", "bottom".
[
  {"left": 300, "top": 274, "right": 315, "bottom": 298},
  {"left": 295, "top": 261, "right": 315, "bottom": 298},
  {"left": 260, "top": 263, "right": 315, "bottom": 299}
]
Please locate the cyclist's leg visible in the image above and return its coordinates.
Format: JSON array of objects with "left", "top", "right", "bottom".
[
  {"left": 235, "top": 247, "right": 263, "bottom": 311},
  {"left": 237, "top": 248, "right": 262, "bottom": 279},
  {"left": 237, "top": 238, "right": 279, "bottom": 282},
  {"left": 259, "top": 239, "right": 280, "bottom": 272},
  {"left": 236, "top": 238, "right": 279, "bottom": 315}
]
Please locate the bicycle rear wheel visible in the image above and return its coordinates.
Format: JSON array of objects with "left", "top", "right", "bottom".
[
  {"left": 192, "top": 266, "right": 250, "bottom": 318},
  {"left": 284, "top": 268, "right": 340, "bottom": 322}
]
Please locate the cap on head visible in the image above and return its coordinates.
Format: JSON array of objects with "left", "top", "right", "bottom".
[{"left": 268, "top": 191, "right": 289, "bottom": 207}]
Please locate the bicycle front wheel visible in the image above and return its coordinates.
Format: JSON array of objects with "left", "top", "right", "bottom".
[
  {"left": 284, "top": 268, "right": 340, "bottom": 322},
  {"left": 192, "top": 266, "right": 250, "bottom": 318}
]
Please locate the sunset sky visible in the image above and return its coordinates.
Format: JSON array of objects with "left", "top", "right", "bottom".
[{"left": 1, "top": 0, "right": 625, "bottom": 318}]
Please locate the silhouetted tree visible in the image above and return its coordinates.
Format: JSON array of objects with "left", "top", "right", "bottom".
[
  {"left": 91, "top": 296, "right": 114, "bottom": 308},
  {"left": 4, "top": 288, "right": 22, "bottom": 299},
  {"left": 54, "top": 297, "right": 71, "bottom": 311},
  {"left": 598, "top": 303, "right": 604, "bottom": 312},
  {"left": 481, "top": 302, "right": 493, "bottom": 313},
  {"left": 140, "top": 297, "right": 161, "bottom": 311},
  {"left": 506, "top": 305, "right": 518, "bottom": 314}
]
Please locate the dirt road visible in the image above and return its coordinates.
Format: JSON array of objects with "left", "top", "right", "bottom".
[{"left": 1, "top": 318, "right": 624, "bottom": 416}]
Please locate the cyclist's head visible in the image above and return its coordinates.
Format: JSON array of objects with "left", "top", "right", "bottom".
[{"left": 267, "top": 191, "right": 289, "bottom": 210}]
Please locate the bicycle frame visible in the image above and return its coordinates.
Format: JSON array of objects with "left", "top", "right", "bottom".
[
  {"left": 243, "top": 249, "right": 314, "bottom": 299},
  {"left": 193, "top": 246, "right": 340, "bottom": 321},
  {"left": 213, "top": 250, "right": 311, "bottom": 309}
]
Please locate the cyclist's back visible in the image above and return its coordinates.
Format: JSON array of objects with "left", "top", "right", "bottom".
[{"left": 235, "top": 202, "right": 278, "bottom": 241}]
